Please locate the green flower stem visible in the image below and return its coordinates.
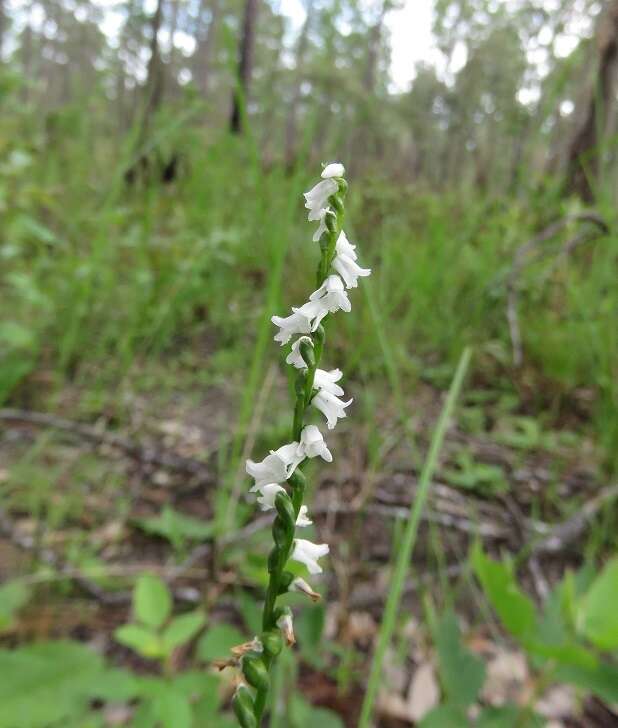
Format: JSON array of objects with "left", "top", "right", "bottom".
[
  {"left": 253, "top": 677, "right": 269, "bottom": 723},
  {"left": 252, "top": 187, "right": 345, "bottom": 726},
  {"left": 293, "top": 374, "right": 307, "bottom": 441}
]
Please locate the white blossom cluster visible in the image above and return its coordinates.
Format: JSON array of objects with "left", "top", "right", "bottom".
[{"left": 246, "top": 162, "right": 371, "bottom": 578}]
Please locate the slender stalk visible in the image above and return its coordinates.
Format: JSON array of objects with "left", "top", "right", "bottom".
[
  {"left": 358, "top": 346, "right": 472, "bottom": 728},
  {"left": 252, "top": 191, "right": 345, "bottom": 725}
]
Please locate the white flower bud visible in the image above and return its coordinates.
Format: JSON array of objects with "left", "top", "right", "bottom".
[
  {"left": 290, "top": 577, "right": 321, "bottom": 602},
  {"left": 295, "top": 505, "right": 312, "bottom": 527},
  {"left": 321, "top": 162, "right": 345, "bottom": 179},
  {"left": 231, "top": 637, "right": 264, "bottom": 657},
  {"left": 276, "top": 610, "right": 296, "bottom": 646}
]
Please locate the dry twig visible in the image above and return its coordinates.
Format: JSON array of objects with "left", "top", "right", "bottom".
[
  {"left": 530, "top": 483, "right": 618, "bottom": 555},
  {"left": 0, "top": 408, "right": 214, "bottom": 481}
]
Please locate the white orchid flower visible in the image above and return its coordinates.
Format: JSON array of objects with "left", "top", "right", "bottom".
[
  {"left": 321, "top": 162, "right": 345, "bottom": 179},
  {"left": 292, "top": 538, "right": 330, "bottom": 574},
  {"left": 296, "top": 505, "right": 312, "bottom": 527},
  {"left": 304, "top": 178, "right": 338, "bottom": 222},
  {"left": 313, "top": 368, "right": 344, "bottom": 396},
  {"left": 311, "top": 209, "right": 335, "bottom": 242},
  {"left": 254, "top": 483, "right": 286, "bottom": 511},
  {"left": 294, "top": 299, "right": 330, "bottom": 331},
  {"left": 298, "top": 424, "right": 332, "bottom": 462},
  {"left": 333, "top": 252, "right": 371, "bottom": 289},
  {"left": 312, "top": 389, "right": 353, "bottom": 430},
  {"left": 246, "top": 442, "right": 303, "bottom": 489},
  {"left": 294, "top": 274, "right": 351, "bottom": 331},
  {"left": 286, "top": 335, "right": 313, "bottom": 369},
  {"left": 335, "top": 230, "right": 357, "bottom": 259},
  {"left": 309, "top": 274, "right": 351, "bottom": 314},
  {"left": 305, "top": 171, "right": 341, "bottom": 241},
  {"left": 332, "top": 231, "right": 371, "bottom": 289},
  {"left": 271, "top": 308, "right": 313, "bottom": 345}
]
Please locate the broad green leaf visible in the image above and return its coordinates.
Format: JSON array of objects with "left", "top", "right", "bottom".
[
  {"left": 63, "top": 713, "right": 107, "bottom": 728},
  {"left": 578, "top": 557, "right": 618, "bottom": 650},
  {"left": 0, "top": 356, "right": 35, "bottom": 404},
  {"left": 134, "top": 573, "right": 172, "bottom": 629},
  {"left": 6, "top": 273, "right": 49, "bottom": 308},
  {"left": 136, "top": 506, "right": 214, "bottom": 550},
  {"left": 162, "top": 611, "right": 206, "bottom": 653},
  {"left": 289, "top": 695, "right": 344, "bottom": 727},
  {"left": 434, "top": 611, "right": 485, "bottom": 708},
  {"left": 131, "top": 701, "right": 156, "bottom": 728},
  {"left": 172, "top": 673, "right": 226, "bottom": 724},
  {"left": 560, "top": 570, "right": 578, "bottom": 630},
  {"left": 197, "top": 624, "right": 245, "bottom": 662},
  {"left": 527, "top": 571, "right": 598, "bottom": 670},
  {"left": 173, "top": 671, "right": 219, "bottom": 702},
  {"left": 0, "top": 322, "right": 36, "bottom": 350},
  {"left": 295, "top": 604, "right": 326, "bottom": 666},
  {"left": 472, "top": 544, "right": 537, "bottom": 641},
  {"left": 237, "top": 589, "right": 262, "bottom": 635},
  {"left": 419, "top": 705, "right": 466, "bottom": 728},
  {"left": 114, "top": 624, "right": 163, "bottom": 659},
  {"left": 135, "top": 676, "right": 166, "bottom": 699},
  {"left": 555, "top": 661, "right": 618, "bottom": 704},
  {"left": 0, "top": 641, "right": 106, "bottom": 728},
  {"left": 19, "top": 217, "right": 61, "bottom": 246},
  {"left": 215, "top": 719, "right": 238, "bottom": 728},
  {"left": 0, "top": 581, "right": 32, "bottom": 632},
  {"left": 89, "top": 669, "right": 140, "bottom": 701},
  {"left": 151, "top": 685, "right": 192, "bottom": 728},
  {"left": 476, "top": 705, "right": 544, "bottom": 727},
  {"left": 525, "top": 639, "right": 597, "bottom": 670}
]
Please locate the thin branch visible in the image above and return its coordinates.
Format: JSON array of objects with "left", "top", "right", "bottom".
[
  {"left": 530, "top": 483, "right": 618, "bottom": 555},
  {"left": 0, "top": 408, "right": 214, "bottom": 481}
]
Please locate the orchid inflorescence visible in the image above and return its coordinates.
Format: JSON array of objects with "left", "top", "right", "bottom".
[{"left": 230, "top": 162, "right": 371, "bottom": 727}]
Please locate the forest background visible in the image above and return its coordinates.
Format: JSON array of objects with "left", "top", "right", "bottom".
[{"left": 0, "top": 1, "right": 617, "bottom": 726}]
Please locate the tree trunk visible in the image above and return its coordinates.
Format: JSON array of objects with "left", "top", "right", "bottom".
[
  {"left": 126, "top": 0, "right": 165, "bottom": 182},
  {"left": 143, "top": 0, "right": 165, "bottom": 126},
  {"left": 167, "top": 0, "right": 180, "bottom": 90},
  {"left": 195, "top": 0, "right": 221, "bottom": 95},
  {"left": 229, "top": 0, "right": 259, "bottom": 134},
  {"left": 364, "top": 0, "right": 389, "bottom": 93},
  {"left": 564, "top": 0, "right": 618, "bottom": 201},
  {"left": 19, "top": 2, "right": 36, "bottom": 103},
  {"left": 0, "top": 0, "right": 5, "bottom": 57},
  {"left": 284, "top": 0, "right": 313, "bottom": 168},
  {"left": 349, "top": 0, "right": 388, "bottom": 173}
]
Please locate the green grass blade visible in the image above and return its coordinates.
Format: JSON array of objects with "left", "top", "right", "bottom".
[
  {"left": 362, "top": 277, "right": 418, "bottom": 463},
  {"left": 358, "top": 346, "right": 472, "bottom": 728}
]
